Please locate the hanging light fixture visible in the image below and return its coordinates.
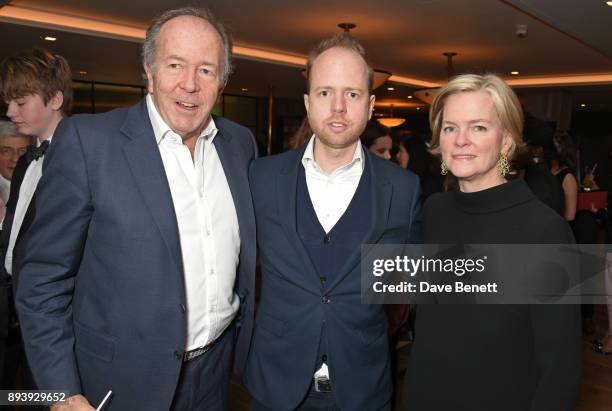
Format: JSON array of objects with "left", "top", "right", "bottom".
[
  {"left": 413, "top": 52, "right": 457, "bottom": 104},
  {"left": 377, "top": 104, "right": 405, "bottom": 128},
  {"left": 302, "top": 23, "right": 391, "bottom": 90}
]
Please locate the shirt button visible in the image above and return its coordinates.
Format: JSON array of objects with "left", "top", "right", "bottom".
[
  {"left": 323, "top": 235, "right": 331, "bottom": 244},
  {"left": 322, "top": 295, "right": 331, "bottom": 304},
  {"left": 209, "top": 269, "right": 215, "bottom": 275}
]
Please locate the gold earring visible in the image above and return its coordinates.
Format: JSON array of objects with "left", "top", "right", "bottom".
[
  {"left": 440, "top": 161, "right": 448, "bottom": 175},
  {"left": 497, "top": 152, "right": 510, "bottom": 177}
]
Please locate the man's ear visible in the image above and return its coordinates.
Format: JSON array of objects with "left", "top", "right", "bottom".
[
  {"left": 48, "top": 91, "right": 64, "bottom": 111},
  {"left": 368, "top": 94, "right": 376, "bottom": 120},
  {"left": 144, "top": 64, "right": 155, "bottom": 94},
  {"left": 304, "top": 93, "right": 310, "bottom": 114}
]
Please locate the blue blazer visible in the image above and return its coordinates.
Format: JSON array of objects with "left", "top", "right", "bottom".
[
  {"left": 244, "top": 145, "right": 421, "bottom": 410},
  {"left": 15, "top": 99, "right": 257, "bottom": 410}
]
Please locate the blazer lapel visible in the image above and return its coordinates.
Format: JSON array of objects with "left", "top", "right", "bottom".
[
  {"left": 327, "top": 152, "right": 392, "bottom": 292},
  {"left": 120, "top": 100, "right": 183, "bottom": 274},
  {"left": 276, "top": 148, "right": 321, "bottom": 289}
]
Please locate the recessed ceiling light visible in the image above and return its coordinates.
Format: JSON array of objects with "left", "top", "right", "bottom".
[
  {"left": 387, "top": 87, "right": 395, "bottom": 91},
  {"left": 407, "top": 95, "right": 413, "bottom": 99},
  {"left": 416, "top": 107, "right": 421, "bottom": 110},
  {"left": 241, "top": 88, "right": 248, "bottom": 92},
  {"left": 606, "top": 1, "right": 612, "bottom": 6},
  {"left": 510, "top": 71, "right": 520, "bottom": 75},
  {"left": 78, "top": 70, "right": 87, "bottom": 75},
  {"left": 44, "top": 36, "right": 56, "bottom": 41},
  {"left": 580, "top": 103, "right": 586, "bottom": 107}
]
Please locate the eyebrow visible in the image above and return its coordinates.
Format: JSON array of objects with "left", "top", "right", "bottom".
[
  {"left": 166, "top": 55, "right": 218, "bottom": 68},
  {"left": 442, "top": 119, "right": 492, "bottom": 124}
]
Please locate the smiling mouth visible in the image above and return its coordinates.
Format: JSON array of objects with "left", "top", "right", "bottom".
[
  {"left": 452, "top": 154, "right": 476, "bottom": 160},
  {"left": 176, "top": 101, "right": 198, "bottom": 110}
]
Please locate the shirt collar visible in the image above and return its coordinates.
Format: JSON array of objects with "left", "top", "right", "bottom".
[
  {"left": 301, "top": 135, "right": 364, "bottom": 175},
  {"left": 146, "top": 94, "right": 218, "bottom": 146}
]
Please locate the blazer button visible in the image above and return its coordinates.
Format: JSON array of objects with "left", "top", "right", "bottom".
[
  {"left": 320, "top": 276, "right": 327, "bottom": 284},
  {"left": 322, "top": 295, "right": 331, "bottom": 304},
  {"left": 174, "top": 350, "right": 183, "bottom": 361},
  {"left": 323, "top": 235, "right": 331, "bottom": 244}
]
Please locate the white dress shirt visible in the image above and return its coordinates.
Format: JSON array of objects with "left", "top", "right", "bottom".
[
  {"left": 147, "top": 95, "right": 240, "bottom": 351},
  {"left": 5, "top": 137, "right": 51, "bottom": 275},
  {"left": 301, "top": 135, "right": 365, "bottom": 233}
]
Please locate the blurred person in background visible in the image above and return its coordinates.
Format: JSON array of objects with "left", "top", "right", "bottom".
[
  {"left": 361, "top": 119, "right": 392, "bottom": 160},
  {"left": 551, "top": 131, "right": 579, "bottom": 222},
  {"left": 396, "top": 133, "right": 443, "bottom": 202},
  {"left": 0, "top": 121, "right": 31, "bottom": 223}
]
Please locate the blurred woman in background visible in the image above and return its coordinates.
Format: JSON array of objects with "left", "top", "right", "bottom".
[{"left": 361, "top": 120, "right": 392, "bottom": 160}]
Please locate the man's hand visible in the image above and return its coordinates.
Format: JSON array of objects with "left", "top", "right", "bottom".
[{"left": 51, "top": 394, "right": 95, "bottom": 411}]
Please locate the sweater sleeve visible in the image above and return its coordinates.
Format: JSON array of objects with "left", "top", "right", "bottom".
[{"left": 529, "top": 215, "right": 582, "bottom": 411}]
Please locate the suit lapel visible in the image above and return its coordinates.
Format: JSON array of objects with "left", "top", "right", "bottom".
[
  {"left": 120, "top": 100, "right": 183, "bottom": 274},
  {"left": 277, "top": 148, "right": 321, "bottom": 289},
  {"left": 327, "top": 152, "right": 392, "bottom": 292}
]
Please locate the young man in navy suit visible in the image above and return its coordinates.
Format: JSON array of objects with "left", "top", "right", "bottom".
[
  {"left": 15, "top": 7, "right": 256, "bottom": 411},
  {"left": 245, "top": 34, "right": 421, "bottom": 410},
  {"left": 0, "top": 48, "right": 72, "bottom": 399}
]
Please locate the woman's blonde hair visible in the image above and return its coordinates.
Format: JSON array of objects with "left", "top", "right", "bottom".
[{"left": 429, "top": 73, "right": 525, "bottom": 159}]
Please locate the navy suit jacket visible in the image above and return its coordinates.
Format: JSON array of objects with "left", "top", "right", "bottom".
[
  {"left": 244, "top": 145, "right": 421, "bottom": 410},
  {"left": 15, "top": 99, "right": 257, "bottom": 410}
]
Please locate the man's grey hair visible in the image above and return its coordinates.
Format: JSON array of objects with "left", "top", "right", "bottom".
[
  {"left": 142, "top": 6, "right": 233, "bottom": 87},
  {"left": 0, "top": 120, "right": 29, "bottom": 141}
]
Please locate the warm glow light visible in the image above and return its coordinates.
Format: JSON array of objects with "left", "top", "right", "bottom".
[
  {"left": 387, "top": 87, "right": 395, "bottom": 91},
  {"left": 510, "top": 71, "right": 519, "bottom": 75},
  {"left": 234, "top": 46, "right": 306, "bottom": 67},
  {"left": 0, "top": 5, "right": 146, "bottom": 41},
  {"left": 580, "top": 103, "right": 586, "bottom": 107},
  {"left": 241, "top": 88, "right": 248, "bottom": 91},
  {"left": 377, "top": 117, "right": 406, "bottom": 128},
  {"left": 407, "top": 95, "right": 413, "bottom": 99},
  {"left": 389, "top": 75, "right": 440, "bottom": 88},
  {"left": 607, "top": 1, "right": 612, "bottom": 6},
  {"left": 44, "top": 36, "right": 56, "bottom": 41},
  {"left": 506, "top": 73, "right": 612, "bottom": 87},
  {"left": 3, "top": 4, "right": 611, "bottom": 90},
  {"left": 416, "top": 107, "right": 421, "bottom": 110},
  {"left": 78, "top": 70, "right": 87, "bottom": 74}
]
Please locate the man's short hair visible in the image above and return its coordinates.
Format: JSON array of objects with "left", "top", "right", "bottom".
[
  {"left": 0, "top": 48, "right": 73, "bottom": 116},
  {"left": 306, "top": 33, "right": 374, "bottom": 93},
  {"left": 0, "top": 120, "right": 29, "bottom": 141},
  {"left": 142, "top": 6, "right": 233, "bottom": 87}
]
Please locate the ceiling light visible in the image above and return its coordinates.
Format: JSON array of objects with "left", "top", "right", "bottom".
[
  {"left": 580, "top": 103, "right": 586, "bottom": 107},
  {"left": 407, "top": 95, "right": 413, "bottom": 99},
  {"left": 414, "top": 52, "right": 457, "bottom": 104},
  {"left": 387, "top": 87, "right": 395, "bottom": 91},
  {"left": 510, "top": 71, "right": 520, "bottom": 75},
  {"left": 78, "top": 70, "right": 87, "bottom": 75},
  {"left": 376, "top": 104, "right": 405, "bottom": 128},
  {"left": 44, "top": 36, "right": 56, "bottom": 41},
  {"left": 607, "top": 1, "right": 612, "bottom": 6},
  {"left": 378, "top": 118, "right": 406, "bottom": 128},
  {"left": 241, "top": 88, "right": 248, "bottom": 92},
  {"left": 416, "top": 107, "right": 421, "bottom": 110}
]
